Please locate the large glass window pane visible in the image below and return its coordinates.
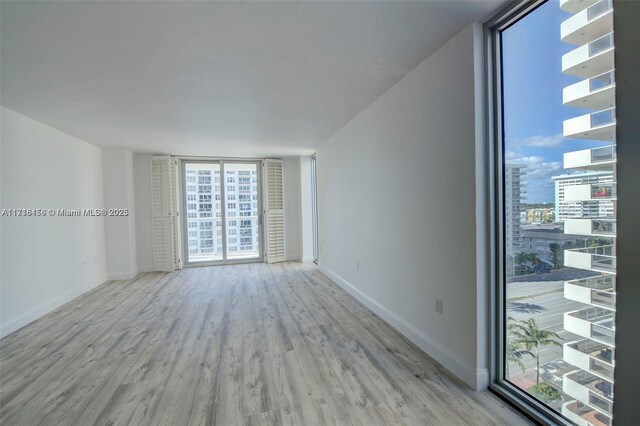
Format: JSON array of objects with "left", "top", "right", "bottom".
[
  {"left": 185, "top": 162, "right": 223, "bottom": 263},
  {"left": 500, "top": 1, "right": 616, "bottom": 424},
  {"left": 224, "top": 163, "right": 260, "bottom": 260}
]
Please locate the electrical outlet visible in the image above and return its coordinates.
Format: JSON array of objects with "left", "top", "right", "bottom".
[{"left": 435, "top": 298, "right": 444, "bottom": 314}]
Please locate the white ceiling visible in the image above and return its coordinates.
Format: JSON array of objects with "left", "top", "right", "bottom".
[{"left": 1, "top": 1, "right": 506, "bottom": 157}]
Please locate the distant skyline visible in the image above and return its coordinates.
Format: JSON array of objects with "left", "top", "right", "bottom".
[{"left": 501, "top": 0, "right": 610, "bottom": 203}]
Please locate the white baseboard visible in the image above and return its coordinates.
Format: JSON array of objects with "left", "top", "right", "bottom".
[
  {"left": 476, "top": 368, "right": 489, "bottom": 390},
  {"left": 285, "top": 253, "right": 301, "bottom": 262},
  {"left": 301, "top": 256, "right": 315, "bottom": 263},
  {"left": 318, "top": 265, "right": 484, "bottom": 390},
  {"left": 107, "top": 269, "right": 139, "bottom": 280},
  {"left": 0, "top": 274, "right": 108, "bottom": 339},
  {"left": 137, "top": 264, "right": 154, "bottom": 273}
]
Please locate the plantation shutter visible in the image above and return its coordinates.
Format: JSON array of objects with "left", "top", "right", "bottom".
[
  {"left": 263, "top": 159, "right": 286, "bottom": 263},
  {"left": 151, "top": 156, "right": 182, "bottom": 271}
]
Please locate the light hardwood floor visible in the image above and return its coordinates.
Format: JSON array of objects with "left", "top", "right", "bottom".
[{"left": 0, "top": 262, "right": 529, "bottom": 425}]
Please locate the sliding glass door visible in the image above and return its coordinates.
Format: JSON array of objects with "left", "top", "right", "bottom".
[
  {"left": 489, "top": 1, "right": 617, "bottom": 424},
  {"left": 223, "top": 162, "right": 261, "bottom": 261},
  {"left": 182, "top": 160, "right": 262, "bottom": 265}
]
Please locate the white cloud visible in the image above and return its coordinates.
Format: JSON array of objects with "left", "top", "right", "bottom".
[
  {"left": 518, "top": 133, "right": 565, "bottom": 148},
  {"left": 506, "top": 153, "right": 562, "bottom": 180}
]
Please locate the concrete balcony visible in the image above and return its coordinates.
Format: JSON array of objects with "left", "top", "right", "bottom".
[
  {"left": 563, "top": 182, "right": 616, "bottom": 202},
  {"left": 562, "top": 339, "right": 615, "bottom": 368},
  {"left": 564, "top": 145, "right": 616, "bottom": 170},
  {"left": 563, "top": 71, "right": 615, "bottom": 109},
  {"left": 564, "top": 217, "right": 616, "bottom": 237},
  {"left": 565, "top": 339, "right": 615, "bottom": 381},
  {"left": 562, "top": 400, "right": 612, "bottom": 426},
  {"left": 565, "top": 275, "right": 616, "bottom": 309},
  {"left": 562, "top": 33, "right": 614, "bottom": 77},
  {"left": 563, "top": 108, "right": 615, "bottom": 141},
  {"left": 564, "top": 245, "right": 616, "bottom": 273},
  {"left": 561, "top": 0, "right": 613, "bottom": 45},
  {"left": 563, "top": 370, "right": 613, "bottom": 417},
  {"left": 564, "top": 306, "right": 615, "bottom": 345},
  {"left": 560, "top": 0, "right": 599, "bottom": 13}
]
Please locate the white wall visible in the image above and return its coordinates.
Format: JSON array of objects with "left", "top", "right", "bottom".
[
  {"left": 0, "top": 107, "right": 108, "bottom": 337},
  {"left": 315, "top": 23, "right": 488, "bottom": 389},
  {"left": 103, "top": 148, "right": 137, "bottom": 279}
]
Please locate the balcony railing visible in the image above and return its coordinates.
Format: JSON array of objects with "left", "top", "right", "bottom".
[
  {"left": 562, "top": 400, "right": 612, "bottom": 426},
  {"left": 587, "top": 0, "right": 613, "bottom": 21},
  {"left": 567, "top": 339, "right": 615, "bottom": 364},
  {"left": 564, "top": 216, "right": 616, "bottom": 238},
  {"left": 563, "top": 108, "right": 616, "bottom": 140},
  {"left": 565, "top": 182, "right": 617, "bottom": 201},
  {"left": 592, "top": 183, "right": 616, "bottom": 199},
  {"left": 561, "top": 0, "right": 613, "bottom": 45},
  {"left": 560, "top": 0, "right": 599, "bottom": 13},
  {"left": 569, "top": 306, "right": 615, "bottom": 323},
  {"left": 590, "top": 107, "right": 616, "bottom": 128},
  {"left": 564, "top": 70, "right": 615, "bottom": 109},
  {"left": 564, "top": 145, "right": 616, "bottom": 170},
  {"left": 565, "top": 306, "right": 615, "bottom": 344},
  {"left": 592, "top": 218, "right": 616, "bottom": 235},
  {"left": 565, "top": 275, "right": 616, "bottom": 309},
  {"left": 589, "top": 33, "right": 614, "bottom": 57},
  {"left": 591, "top": 145, "right": 616, "bottom": 163},
  {"left": 565, "top": 245, "right": 616, "bottom": 273},
  {"left": 564, "top": 370, "right": 614, "bottom": 415}
]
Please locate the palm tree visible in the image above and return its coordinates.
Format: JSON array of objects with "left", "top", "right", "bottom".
[
  {"left": 507, "top": 302, "right": 547, "bottom": 315},
  {"left": 506, "top": 341, "right": 532, "bottom": 378},
  {"left": 508, "top": 318, "right": 562, "bottom": 393}
]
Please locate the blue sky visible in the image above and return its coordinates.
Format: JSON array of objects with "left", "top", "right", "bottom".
[{"left": 501, "top": 0, "right": 609, "bottom": 203}]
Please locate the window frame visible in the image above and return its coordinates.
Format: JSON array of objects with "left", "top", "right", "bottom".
[
  {"left": 179, "top": 158, "right": 264, "bottom": 266},
  {"left": 485, "top": 1, "right": 577, "bottom": 425}
]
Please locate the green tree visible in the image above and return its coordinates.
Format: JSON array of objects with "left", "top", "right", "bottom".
[
  {"left": 587, "top": 237, "right": 613, "bottom": 248},
  {"left": 549, "top": 243, "right": 561, "bottom": 269},
  {"left": 508, "top": 318, "right": 562, "bottom": 392},
  {"left": 506, "top": 341, "right": 532, "bottom": 378},
  {"left": 514, "top": 252, "right": 540, "bottom": 274}
]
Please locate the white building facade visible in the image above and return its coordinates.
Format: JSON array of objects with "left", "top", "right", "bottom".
[
  {"left": 558, "top": 1, "right": 616, "bottom": 425},
  {"left": 505, "top": 164, "right": 526, "bottom": 260},
  {"left": 552, "top": 171, "right": 614, "bottom": 222}
]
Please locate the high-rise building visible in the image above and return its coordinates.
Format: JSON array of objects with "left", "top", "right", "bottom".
[
  {"left": 558, "top": 1, "right": 616, "bottom": 425},
  {"left": 552, "top": 171, "right": 614, "bottom": 222},
  {"left": 505, "top": 164, "right": 526, "bottom": 256}
]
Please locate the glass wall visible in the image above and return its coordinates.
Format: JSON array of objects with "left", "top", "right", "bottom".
[
  {"left": 184, "top": 160, "right": 262, "bottom": 264},
  {"left": 185, "top": 162, "right": 223, "bottom": 263},
  {"left": 223, "top": 163, "right": 261, "bottom": 260},
  {"left": 495, "top": 1, "right": 616, "bottom": 424}
]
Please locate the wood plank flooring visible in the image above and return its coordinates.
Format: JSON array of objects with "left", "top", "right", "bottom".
[{"left": 0, "top": 262, "right": 529, "bottom": 425}]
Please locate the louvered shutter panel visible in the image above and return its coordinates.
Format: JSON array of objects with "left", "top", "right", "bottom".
[
  {"left": 263, "top": 159, "right": 286, "bottom": 263},
  {"left": 151, "top": 156, "right": 180, "bottom": 271}
]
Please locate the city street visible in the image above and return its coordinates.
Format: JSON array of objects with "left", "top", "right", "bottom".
[{"left": 505, "top": 276, "right": 586, "bottom": 380}]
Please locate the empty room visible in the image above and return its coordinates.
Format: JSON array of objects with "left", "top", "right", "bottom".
[{"left": 1, "top": 0, "right": 638, "bottom": 425}]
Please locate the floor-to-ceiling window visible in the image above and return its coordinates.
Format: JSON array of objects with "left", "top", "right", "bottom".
[
  {"left": 182, "top": 160, "right": 262, "bottom": 265},
  {"left": 489, "top": 1, "right": 617, "bottom": 424}
]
